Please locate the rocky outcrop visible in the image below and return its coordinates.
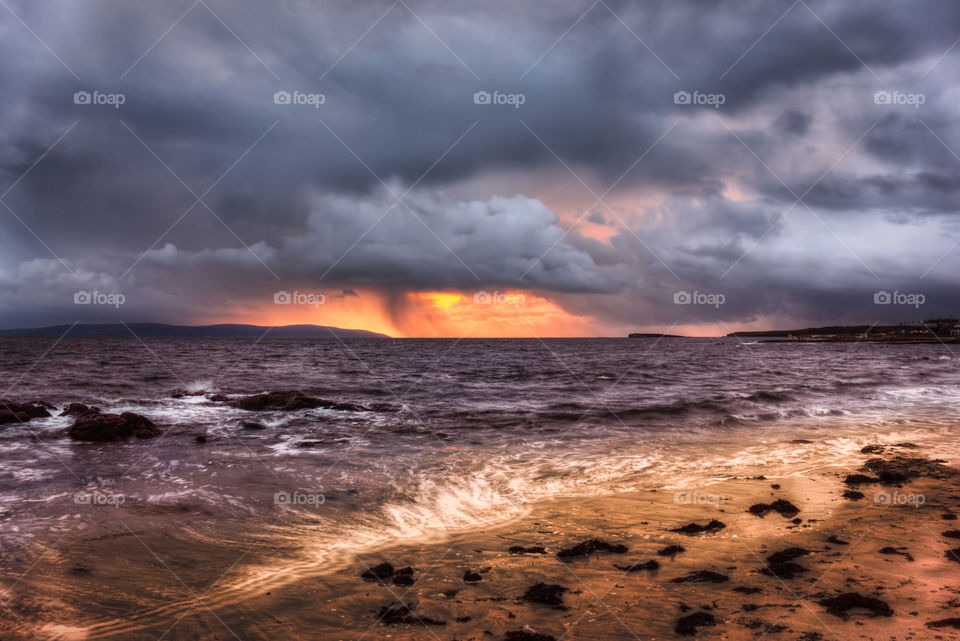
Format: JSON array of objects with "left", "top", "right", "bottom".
[
  {"left": 60, "top": 403, "right": 101, "bottom": 417},
  {"left": 864, "top": 456, "right": 954, "bottom": 484},
  {"left": 231, "top": 391, "right": 365, "bottom": 412},
  {"left": 818, "top": 592, "right": 893, "bottom": 618},
  {"left": 0, "top": 401, "right": 52, "bottom": 425},
  {"left": 669, "top": 519, "right": 726, "bottom": 534},
  {"left": 747, "top": 499, "right": 799, "bottom": 517},
  {"left": 556, "top": 539, "right": 628, "bottom": 559},
  {"left": 67, "top": 408, "right": 159, "bottom": 442}
]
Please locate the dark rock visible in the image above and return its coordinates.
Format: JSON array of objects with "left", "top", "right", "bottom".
[
  {"left": 392, "top": 567, "right": 415, "bottom": 586},
  {"left": 232, "top": 390, "right": 365, "bottom": 412},
  {"left": 864, "top": 456, "right": 954, "bottom": 484},
  {"left": 361, "top": 562, "right": 394, "bottom": 581},
  {"left": 942, "top": 530, "right": 960, "bottom": 539},
  {"left": 455, "top": 616, "right": 472, "bottom": 623},
  {"left": 791, "top": 439, "right": 814, "bottom": 444},
  {"left": 733, "top": 586, "right": 762, "bottom": 594},
  {"left": 60, "top": 403, "right": 100, "bottom": 417},
  {"left": 556, "top": 539, "right": 628, "bottom": 559},
  {"left": 674, "top": 611, "right": 717, "bottom": 636},
  {"left": 508, "top": 545, "right": 547, "bottom": 554},
  {"left": 614, "top": 559, "right": 659, "bottom": 572},
  {"left": 826, "top": 535, "right": 849, "bottom": 545},
  {"left": 464, "top": 570, "right": 483, "bottom": 583},
  {"left": 879, "top": 546, "right": 913, "bottom": 561},
  {"left": 927, "top": 618, "right": 960, "bottom": 630},
  {"left": 503, "top": 631, "right": 557, "bottom": 641},
  {"left": 241, "top": 421, "right": 267, "bottom": 430},
  {"left": 761, "top": 562, "right": 808, "bottom": 579},
  {"left": 843, "top": 474, "right": 878, "bottom": 485},
  {"left": 656, "top": 544, "right": 686, "bottom": 557},
  {"left": 522, "top": 582, "right": 567, "bottom": 607},
  {"left": 207, "top": 393, "right": 230, "bottom": 403},
  {"left": 860, "top": 444, "right": 885, "bottom": 454},
  {"left": 945, "top": 548, "right": 960, "bottom": 564},
  {"left": 378, "top": 602, "right": 445, "bottom": 626},
  {"left": 669, "top": 520, "right": 726, "bottom": 534},
  {"left": 0, "top": 401, "right": 52, "bottom": 424},
  {"left": 944, "top": 513, "right": 958, "bottom": 521},
  {"left": 770, "top": 483, "right": 780, "bottom": 489},
  {"left": 748, "top": 499, "right": 799, "bottom": 517},
  {"left": 893, "top": 442, "right": 918, "bottom": 449},
  {"left": 842, "top": 490, "right": 864, "bottom": 500},
  {"left": 671, "top": 570, "right": 729, "bottom": 584},
  {"left": 68, "top": 410, "right": 159, "bottom": 441},
  {"left": 818, "top": 593, "right": 893, "bottom": 619},
  {"left": 195, "top": 435, "right": 207, "bottom": 443},
  {"left": 767, "top": 547, "right": 810, "bottom": 565}
]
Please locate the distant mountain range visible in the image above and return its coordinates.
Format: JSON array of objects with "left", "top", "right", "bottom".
[{"left": 0, "top": 323, "right": 391, "bottom": 339}]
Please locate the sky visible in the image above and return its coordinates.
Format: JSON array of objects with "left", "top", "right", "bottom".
[{"left": 1, "top": 0, "right": 959, "bottom": 337}]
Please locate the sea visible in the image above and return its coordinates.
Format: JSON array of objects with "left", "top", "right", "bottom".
[{"left": 1, "top": 336, "right": 959, "bottom": 633}]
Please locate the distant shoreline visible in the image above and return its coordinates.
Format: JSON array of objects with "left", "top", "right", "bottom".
[
  {"left": 0, "top": 322, "right": 390, "bottom": 339},
  {"left": 728, "top": 320, "right": 960, "bottom": 343},
  {"left": 627, "top": 332, "right": 688, "bottom": 338}
]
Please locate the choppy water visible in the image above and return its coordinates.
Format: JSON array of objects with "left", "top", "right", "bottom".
[{"left": 2, "top": 336, "right": 960, "bottom": 630}]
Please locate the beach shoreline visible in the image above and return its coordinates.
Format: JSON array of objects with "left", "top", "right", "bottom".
[{"left": 3, "top": 443, "right": 958, "bottom": 640}]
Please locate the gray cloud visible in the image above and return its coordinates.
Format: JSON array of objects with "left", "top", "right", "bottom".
[{"left": 2, "top": 0, "right": 960, "bottom": 332}]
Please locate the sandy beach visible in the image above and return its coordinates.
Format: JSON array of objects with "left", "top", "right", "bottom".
[{"left": 3, "top": 442, "right": 959, "bottom": 641}]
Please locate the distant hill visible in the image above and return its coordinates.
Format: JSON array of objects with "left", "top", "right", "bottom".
[{"left": 0, "top": 323, "right": 391, "bottom": 339}]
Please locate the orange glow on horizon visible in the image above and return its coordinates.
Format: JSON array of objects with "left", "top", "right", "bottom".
[
  {"left": 228, "top": 287, "right": 608, "bottom": 338},
  {"left": 399, "top": 290, "right": 603, "bottom": 337},
  {"left": 210, "top": 288, "right": 797, "bottom": 339}
]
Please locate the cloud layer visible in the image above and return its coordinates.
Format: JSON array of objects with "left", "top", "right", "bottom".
[{"left": 2, "top": 0, "right": 960, "bottom": 333}]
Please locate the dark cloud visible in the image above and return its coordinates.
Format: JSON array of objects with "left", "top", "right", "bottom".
[
  {"left": 1, "top": 0, "right": 960, "bottom": 331},
  {"left": 776, "top": 110, "right": 812, "bottom": 137}
]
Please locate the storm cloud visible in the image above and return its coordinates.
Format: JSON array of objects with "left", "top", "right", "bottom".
[{"left": 2, "top": 0, "right": 960, "bottom": 332}]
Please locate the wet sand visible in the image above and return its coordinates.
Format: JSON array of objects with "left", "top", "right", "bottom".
[{"left": 3, "top": 445, "right": 960, "bottom": 640}]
